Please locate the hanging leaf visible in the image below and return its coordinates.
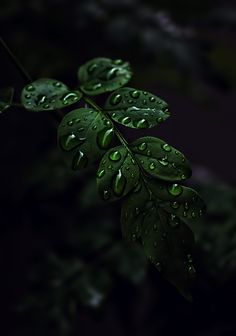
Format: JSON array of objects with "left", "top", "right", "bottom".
[
  {"left": 104, "top": 87, "right": 170, "bottom": 128},
  {"left": 97, "top": 145, "right": 140, "bottom": 201},
  {"left": 148, "top": 179, "right": 206, "bottom": 221},
  {"left": 21, "top": 78, "right": 82, "bottom": 112},
  {"left": 78, "top": 58, "right": 132, "bottom": 96},
  {"left": 58, "top": 108, "right": 114, "bottom": 170},
  {"left": 0, "top": 87, "right": 14, "bottom": 113},
  {"left": 141, "top": 206, "right": 195, "bottom": 300},
  {"left": 130, "top": 137, "right": 191, "bottom": 181},
  {"left": 121, "top": 181, "right": 196, "bottom": 300}
]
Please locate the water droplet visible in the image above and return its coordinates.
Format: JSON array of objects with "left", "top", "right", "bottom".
[
  {"left": 184, "top": 202, "right": 189, "bottom": 210},
  {"left": 111, "top": 112, "right": 116, "bottom": 117},
  {"left": 135, "top": 207, "right": 140, "bottom": 215},
  {"left": 162, "top": 143, "right": 171, "bottom": 152},
  {"left": 147, "top": 150, "right": 151, "bottom": 156},
  {"left": 149, "top": 96, "right": 156, "bottom": 102},
  {"left": 88, "top": 63, "right": 98, "bottom": 74},
  {"left": 93, "top": 83, "right": 102, "bottom": 90},
  {"left": 122, "top": 116, "right": 131, "bottom": 124},
  {"left": 97, "top": 128, "right": 114, "bottom": 149},
  {"left": 132, "top": 233, "right": 136, "bottom": 240},
  {"left": 127, "top": 99, "right": 133, "bottom": 104},
  {"left": 157, "top": 117, "right": 163, "bottom": 123},
  {"left": 168, "top": 184, "right": 183, "bottom": 196},
  {"left": 181, "top": 174, "right": 186, "bottom": 180},
  {"left": 153, "top": 241, "right": 157, "bottom": 248},
  {"left": 113, "top": 59, "right": 123, "bottom": 65},
  {"left": 138, "top": 142, "right": 147, "bottom": 151},
  {"left": 78, "top": 127, "right": 85, "bottom": 132},
  {"left": 43, "top": 104, "right": 50, "bottom": 109},
  {"left": 97, "top": 169, "right": 105, "bottom": 178},
  {"left": 92, "top": 125, "right": 97, "bottom": 130},
  {"left": 72, "top": 150, "right": 88, "bottom": 170},
  {"left": 171, "top": 201, "right": 179, "bottom": 209},
  {"left": 62, "top": 92, "right": 78, "bottom": 104},
  {"left": 191, "top": 211, "right": 196, "bottom": 218},
  {"left": 109, "top": 150, "right": 121, "bottom": 161},
  {"left": 130, "top": 90, "right": 140, "bottom": 98},
  {"left": 143, "top": 99, "right": 147, "bottom": 105},
  {"left": 133, "top": 118, "right": 149, "bottom": 128},
  {"left": 67, "top": 120, "right": 73, "bottom": 126},
  {"left": 36, "top": 95, "right": 47, "bottom": 105},
  {"left": 112, "top": 169, "right": 126, "bottom": 196},
  {"left": 183, "top": 211, "right": 187, "bottom": 217},
  {"left": 26, "top": 85, "right": 35, "bottom": 92},
  {"left": 158, "top": 157, "right": 168, "bottom": 166},
  {"left": 188, "top": 265, "right": 196, "bottom": 278},
  {"left": 110, "top": 94, "right": 122, "bottom": 105},
  {"left": 143, "top": 91, "right": 148, "bottom": 95},
  {"left": 170, "top": 214, "right": 180, "bottom": 227},
  {"left": 149, "top": 162, "right": 156, "bottom": 170},
  {"left": 60, "top": 133, "right": 80, "bottom": 150},
  {"left": 199, "top": 209, "right": 203, "bottom": 216},
  {"left": 103, "top": 190, "right": 110, "bottom": 200},
  {"left": 54, "top": 81, "right": 62, "bottom": 87},
  {"left": 25, "top": 94, "right": 31, "bottom": 99},
  {"left": 155, "top": 262, "right": 162, "bottom": 271}
]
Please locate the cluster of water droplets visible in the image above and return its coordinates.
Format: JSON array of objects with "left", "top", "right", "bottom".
[{"left": 107, "top": 89, "right": 169, "bottom": 128}]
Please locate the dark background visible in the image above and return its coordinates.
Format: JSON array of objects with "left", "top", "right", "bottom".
[{"left": 1, "top": 0, "right": 236, "bottom": 335}]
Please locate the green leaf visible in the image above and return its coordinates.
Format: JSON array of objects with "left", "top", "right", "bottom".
[
  {"left": 104, "top": 87, "right": 170, "bottom": 128},
  {"left": 96, "top": 145, "right": 140, "bottom": 201},
  {"left": 21, "top": 79, "right": 82, "bottom": 112},
  {"left": 148, "top": 179, "right": 206, "bottom": 221},
  {"left": 131, "top": 137, "right": 191, "bottom": 181},
  {"left": 141, "top": 206, "right": 195, "bottom": 300},
  {"left": 121, "top": 182, "right": 151, "bottom": 242},
  {"left": 121, "top": 181, "right": 196, "bottom": 299},
  {"left": 78, "top": 58, "right": 132, "bottom": 96},
  {"left": 58, "top": 108, "right": 114, "bottom": 170},
  {"left": 0, "top": 87, "right": 14, "bottom": 113}
]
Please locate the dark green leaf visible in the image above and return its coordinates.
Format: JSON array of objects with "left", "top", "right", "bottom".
[
  {"left": 78, "top": 58, "right": 132, "bottom": 96},
  {"left": 131, "top": 137, "right": 191, "bottom": 181},
  {"left": 21, "top": 79, "right": 82, "bottom": 112},
  {"left": 97, "top": 145, "right": 140, "bottom": 201},
  {"left": 104, "top": 87, "right": 170, "bottom": 128},
  {"left": 141, "top": 206, "right": 195, "bottom": 300},
  {"left": 148, "top": 179, "right": 206, "bottom": 221},
  {"left": 58, "top": 108, "right": 114, "bottom": 170},
  {"left": 121, "top": 182, "right": 151, "bottom": 241},
  {"left": 0, "top": 87, "right": 14, "bottom": 113}
]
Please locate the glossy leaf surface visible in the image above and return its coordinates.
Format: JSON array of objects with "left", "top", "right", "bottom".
[
  {"left": 78, "top": 58, "right": 132, "bottom": 96},
  {"left": 21, "top": 79, "right": 82, "bottom": 111},
  {"left": 104, "top": 87, "right": 170, "bottom": 128},
  {"left": 58, "top": 108, "right": 114, "bottom": 170},
  {"left": 97, "top": 145, "right": 140, "bottom": 201},
  {"left": 0, "top": 87, "right": 14, "bottom": 113},
  {"left": 131, "top": 137, "right": 191, "bottom": 181}
]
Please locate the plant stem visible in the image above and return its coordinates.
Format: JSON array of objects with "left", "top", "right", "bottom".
[
  {"left": 0, "top": 37, "right": 32, "bottom": 83},
  {"left": 83, "top": 95, "right": 153, "bottom": 197}
]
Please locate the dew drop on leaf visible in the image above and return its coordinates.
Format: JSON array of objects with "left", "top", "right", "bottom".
[
  {"left": 110, "top": 94, "right": 122, "bottom": 105},
  {"left": 112, "top": 169, "right": 126, "bottom": 196},
  {"left": 109, "top": 150, "right": 121, "bottom": 161},
  {"left": 122, "top": 116, "right": 132, "bottom": 124},
  {"left": 133, "top": 118, "right": 149, "bottom": 128},
  {"left": 72, "top": 150, "right": 88, "bottom": 170},
  {"left": 168, "top": 183, "right": 183, "bottom": 196},
  {"left": 97, "top": 169, "right": 105, "bottom": 178},
  {"left": 162, "top": 143, "right": 172, "bottom": 152},
  {"left": 103, "top": 190, "right": 110, "bottom": 200},
  {"left": 97, "top": 128, "right": 114, "bottom": 149},
  {"left": 149, "top": 162, "right": 156, "bottom": 170}
]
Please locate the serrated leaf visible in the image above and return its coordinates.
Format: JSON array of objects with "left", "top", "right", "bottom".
[
  {"left": 148, "top": 179, "right": 206, "bottom": 221},
  {"left": 0, "top": 87, "right": 14, "bottom": 113},
  {"left": 131, "top": 137, "right": 191, "bottom": 181},
  {"left": 104, "top": 87, "right": 170, "bottom": 128},
  {"left": 141, "top": 207, "right": 195, "bottom": 300},
  {"left": 78, "top": 58, "right": 132, "bottom": 96},
  {"left": 21, "top": 79, "right": 82, "bottom": 112},
  {"left": 97, "top": 145, "right": 140, "bottom": 201},
  {"left": 58, "top": 108, "right": 114, "bottom": 170}
]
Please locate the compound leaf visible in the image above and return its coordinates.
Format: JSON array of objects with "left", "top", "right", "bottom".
[
  {"left": 97, "top": 145, "right": 140, "bottom": 201},
  {"left": 58, "top": 108, "right": 114, "bottom": 170},
  {"left": 131, "top": 137, "right": 191, "bottom": 181},
  {"left": 104, "top": 87, "right": 170, "bottom": 128},
  {"left": 21, "top": 78, "right": 82, "bottom": 112},
  {"left": 78, "top": 58, "right": 132, "bottom": 96},
  {"left": 0, "top": 87, "right": 14, "bottom": 113}
]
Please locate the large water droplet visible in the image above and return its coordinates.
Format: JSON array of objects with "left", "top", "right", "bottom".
[
  {"left": 110, "top": 94, "right": 122, "bottom": 105},
  {"left": 138, "top": 142, "right": 147, "bottom": 151},
  {"left": 158, "top": 157, "right": 168, "bottom": 166},
  {"left": 97, "top": 128, "right": 114, "bottom": 149},
  {"left": 162, "top": 143, "right": 171, "bottom": 152},
  {"left": 54, "top": 81, "right": 62, "bottom": 87},
  {"left": 112, "top": 169, "right": 126, "bottom": 196},
  {"left": 97, "top": 169, "right": 105, "bottom": 178},
  {"left": 122, "top": 116, "right": 131, "bottom": 124},
  {"left": 168, "top": 184, "right": 183, "bottom": 196},
  {"left": 72, "top": 150, "right": 88, "bottom": 170},
  {"left": 133, "top": 118, "right": 148, "bottom": 128},
  {"left": 130, "top": 90, "right": 140, "bottom": 98},
  {"left": 62, "top": 92, "right": 79, "bottom": 104},
  {"left": 26, "top": 85, "right": 35, "bottom": 92},
  {"left": 109, "top": 150, "right": 121, "bottom": 161},
  {"left": 149, "top": 96, "right": 156, "bottom": 102},
  {"left": 60, "top": 133, "right": 81, "bottom": 151},
  {"left": 103, "top": 190, "right": 110, "bottom": 200},
  {"left": 149, "top": 162, "right": 156, "bottom": 170}
]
